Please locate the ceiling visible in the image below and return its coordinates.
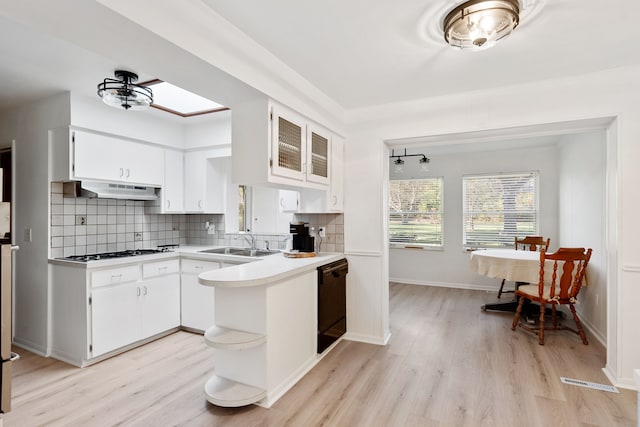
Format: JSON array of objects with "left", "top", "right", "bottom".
[{"left": 0, "top": 1, "right": 639, "bottom": 115}]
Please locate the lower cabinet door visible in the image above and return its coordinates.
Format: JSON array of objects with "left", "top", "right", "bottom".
[
  {"left": 181, "top": 274, "right": 216, "bottom": 331},
  {"left": 91, "top": 283, "right": 140, "bottom": 357},
  {"left": 141, "top": 274, "right": 181, "bottom": 338}
]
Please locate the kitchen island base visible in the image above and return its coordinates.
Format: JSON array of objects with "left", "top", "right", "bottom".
[{"left": 205, "top": 269, "right": 316, "bottom": 407}]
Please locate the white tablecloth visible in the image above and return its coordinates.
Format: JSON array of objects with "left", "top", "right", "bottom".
[{"left": 469, "top": 249, "right": 547, "bottom": 284}]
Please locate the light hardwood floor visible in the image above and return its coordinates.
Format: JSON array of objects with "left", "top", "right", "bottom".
[{"left": 2, "top": 283, "right": 636, "bottom": 426}]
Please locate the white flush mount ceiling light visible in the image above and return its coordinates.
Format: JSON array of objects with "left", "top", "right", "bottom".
[
  {"left": 97, "top": 70, "right": 153, "bottom": 110},
  {"left": 443, "top": 0, "right": 520, "bottom": 50}
]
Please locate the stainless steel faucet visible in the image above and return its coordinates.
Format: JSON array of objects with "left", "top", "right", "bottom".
[{"left": 235, "top": 231, "right": 256, "bottom": 250}]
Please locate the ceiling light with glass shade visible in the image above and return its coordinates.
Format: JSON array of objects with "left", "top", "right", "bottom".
[
  {"left": 443, "top": 0, "right": 520, "bottom": 50},
  {"left": 97, "top": 70, "right": 153, "bottom": 110}
]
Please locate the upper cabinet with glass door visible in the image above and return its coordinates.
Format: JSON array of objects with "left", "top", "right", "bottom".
[{"left": 270, "top": 103, "right": 331, "bottom": 188}]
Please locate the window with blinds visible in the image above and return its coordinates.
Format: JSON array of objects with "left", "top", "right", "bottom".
[
  {"left": 389, "top": 178, "right": 443, "bottom": 247},
  {"left": 462, "top": 172, "right": 539, "bottom": 248}
]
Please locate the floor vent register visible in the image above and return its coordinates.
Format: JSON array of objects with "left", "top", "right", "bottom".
[{"left": 560, "top": 377, "right": 620, "bottom": 393}]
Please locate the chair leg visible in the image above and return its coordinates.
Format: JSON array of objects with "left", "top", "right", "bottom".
[
  {"left": 569, "top": 304, "right": 589, "bottom": 345},
  {"left": 511, "top": 296, "right": 526, "bottom": 331},
  {"left": 538, "top": 302, "right": 546, "bottom": 345},
  {"left": 498, "top": 279, "right": 506, "bottom": 299}
]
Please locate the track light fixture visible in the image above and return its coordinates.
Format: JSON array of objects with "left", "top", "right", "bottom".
[{"left": 390, "top": 149, "right": 430, "bottom": 173}]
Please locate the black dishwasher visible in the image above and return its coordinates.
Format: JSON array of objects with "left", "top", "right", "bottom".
[{"left": 317, "top": 259, "right": 348, "bottom": 353}]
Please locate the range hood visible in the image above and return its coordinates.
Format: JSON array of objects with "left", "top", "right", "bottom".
[{"left": 63, "top": 181, "right": 159, "bottom": 200}]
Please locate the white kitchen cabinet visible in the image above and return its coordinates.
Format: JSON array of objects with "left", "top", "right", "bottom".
[
  {"left": 184, "top": 151, "right": 205, "bottom": 211},
  {"left": 305, "top": 123, "right": 330, "bottom": 185},
  {"left": 181, "top": 258, "right": 244, "bottom": 332},
  {"left": 297, "top": 137, "right": 344, "bottom": 213},
  {"left": 141, "top": 259, "right": 181, "bottom": 337},
  {"left": 271, "top": 103, "right": 330, "bottom": 187},
  {"left": 184, "top": 151, "right": 230, "bottom": 213},
  {"left": 91, "top": 259, "right": 180, "bottom": 357},
  {"left": 271, "top": 104, "right": 306, "bottom": 182},
  {"left": 232, "top": 100, "right": 339, "bottom": 192},
  {"left": 279, "top": 189, "right": 299, "bottom": 212},
  {"left": 328, "top": 136, "right": 344, "bottom": 211},
  {"left": 161, "top": 149, "right": 184, "bottom": 212},
  {"left": 91, "top": 280, "right": 140, "bottom": 356},
  {"left": 250, "top": 186, "right": 294, "bottom": 234},
  {"left": 50, "top": 257, "right": 180, "bottom": 365},
  {"left": 51, "top": 127, "right": 163, "bottom": 186},
  {"left": 180, "top": 259, "right": 220, "bottom": 332}
]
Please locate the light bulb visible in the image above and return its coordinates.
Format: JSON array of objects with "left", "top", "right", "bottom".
[
  {"left": 419, "top": 157, "right": 430, "bottom": 172},
  {"left": 393, "top": 158, "right": 404, "bottom": 173}
]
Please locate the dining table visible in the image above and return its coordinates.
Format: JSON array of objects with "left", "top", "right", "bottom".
[{"left": 468, "top": 248, "right": 562, "bottom": 316}]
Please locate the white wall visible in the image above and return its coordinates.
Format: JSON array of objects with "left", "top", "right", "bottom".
[
  {"left": 557, "top": 131, "right": 607, "bottom": 343},
  {"left": 0, "top": 92, "right": 71, "bottom": 354},
  {"left": 183, "top": 110, "right": 232, "bottom": 149},
  {"left": 388, "top": 143, "right": 560, "bottom": 289},
  {"left": 344, "top": 65, "right": 638, "bottom": 388},
  {"left": 70, "top": 93, "right": 184, "bottom": 149}
]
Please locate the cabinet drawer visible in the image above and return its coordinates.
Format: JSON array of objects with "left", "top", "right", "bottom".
[
  {"left": 91, "top": 265, "right": 140, "bottom": 288},
  {"left": 181, "top": 259, "right": 220, "bottom": 275},
  {"left": 142, "top": 259, "right": 180, "bottom": 279}
]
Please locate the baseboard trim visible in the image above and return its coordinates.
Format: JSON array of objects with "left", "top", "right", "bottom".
[
  {"left": 12, "top": 337, "right": 47, "bottom": 357},
  {"left": 389, "top": 278, "right": 497, "bottom": 292},
  {"left": 602, "top": 366, "right": 637, "bottom": 391},
  {"left": 343, "top": 332, "right": 388, "bottom": 346}
]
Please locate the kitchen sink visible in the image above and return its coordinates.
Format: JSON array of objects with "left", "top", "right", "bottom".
[{"left": 198, "top": 247, "right": 280, "bottom": 257}]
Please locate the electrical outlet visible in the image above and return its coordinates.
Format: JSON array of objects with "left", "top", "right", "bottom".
[
  {"left": 318, "top": 227, "right": 326, "bottom": 238},
  {"left": 76, "top": 215, "right": 86, "bottom": 225},
  {"left": 207, "top": 224, "right": 216, "bottom": 235},
  {"left": 134, "top": 232, "right": 143, "bottom": 241}
]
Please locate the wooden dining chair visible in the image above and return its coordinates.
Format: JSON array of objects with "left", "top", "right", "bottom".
[
  {"left": 497, "top": 236, "right": 551, "bottom": 298},
  {"left": 511, "top": 247, "right": 592, "bottom": 345}
]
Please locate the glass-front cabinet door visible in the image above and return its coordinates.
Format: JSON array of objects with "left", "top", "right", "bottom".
[
  {"left": 306, "top": 124, "right": 330, "bottom": 185},
  {"left": 271, "top": 105, "right": 306, "bottom": 181}
]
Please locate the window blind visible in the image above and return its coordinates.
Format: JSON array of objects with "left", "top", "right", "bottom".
[
  {"left": 463, "top": 172, "right": 539, "bottom": 248},
  {"left": 389, "top": 178, "right": 443, "bottom": 247}
]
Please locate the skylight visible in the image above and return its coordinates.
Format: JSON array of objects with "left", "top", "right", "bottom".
[{"left": 142, "top": 80, "right": 228, "bottom": 117}]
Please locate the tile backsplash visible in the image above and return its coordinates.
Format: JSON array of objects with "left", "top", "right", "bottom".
[{"left": 50, "top": 182, "right": 344, "bottom": 257}]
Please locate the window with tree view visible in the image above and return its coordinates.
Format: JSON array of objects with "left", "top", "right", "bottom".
[
  {"left": 389, "top": 178, "right": 443, "bottom": 247},
  {"left": 463, "top": 172, "right": 538, "bottom": 248}
]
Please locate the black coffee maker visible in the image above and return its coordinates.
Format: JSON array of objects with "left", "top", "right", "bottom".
[{"left": 290, "top": 221, "right": 315, "bottom": 252}]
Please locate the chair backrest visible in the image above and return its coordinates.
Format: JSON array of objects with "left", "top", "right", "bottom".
[
  {"left": 515, "top": 236, "right": 550, "bottom": 252},
  {"left": 538, "top": 248, "right": 592, "bottom": 301}
]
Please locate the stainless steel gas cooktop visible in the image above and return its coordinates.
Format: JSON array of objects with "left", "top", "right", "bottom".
[{"left": 61, "top": 245, "right": 177, "bottom": 262}]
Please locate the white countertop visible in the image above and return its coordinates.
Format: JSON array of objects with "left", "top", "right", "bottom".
[
  {"left": 48, "top": 246, "right": 346, "bottom": 286},
  {"left": 198, "top": 252, "right": 345, "bottom": 288}
]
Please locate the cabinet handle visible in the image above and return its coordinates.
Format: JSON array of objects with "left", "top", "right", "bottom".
[
  {"left": 198, "top": 200, "right": 202, "bottom": 209},
  {"left": 119, "top": 168, "right": 124, "bottom": 177},
  {"left": 137, "top": 286, "right": 141, "bottom": 296},
  {"left": 159, "top": 266, "right": 168, "bottom": 273},
  {"left": 126, "top": 168, "right": 130, "bottom": 178},
  {"left": 332, "top": 196, "right": 337, "bottom": 205},
  {"left": 166, "top": 200, "right": 170, "bottom": 209},
  {"left": 194, "top": 266, "right": 203, "bottom": 270},
  {"left": 143, "top": 286, "right": 148, "bottom": 295},
  {"left": 111, "top": 274, "right": 123, "bottom": 281}
]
